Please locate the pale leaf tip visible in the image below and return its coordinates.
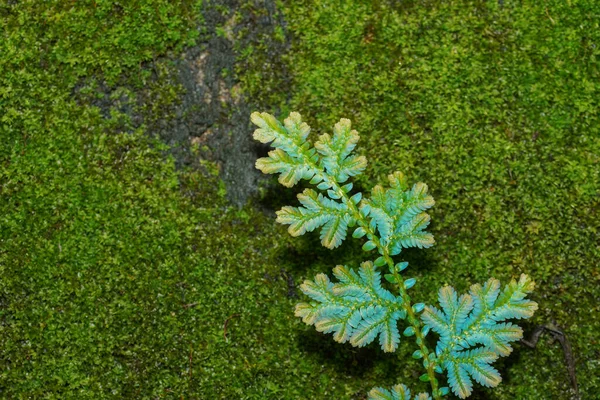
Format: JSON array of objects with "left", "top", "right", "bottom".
[{"left": 250, "top": 111, "right": 264, "bottom": 126}]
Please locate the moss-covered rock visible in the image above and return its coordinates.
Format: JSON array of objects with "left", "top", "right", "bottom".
[{"left": 1, "top": 0, "right": 598, "bottom": 399}]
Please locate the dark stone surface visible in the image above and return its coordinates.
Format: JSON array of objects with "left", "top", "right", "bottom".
[{"left": 73, "top": 0, "right": 290, "bottom": 207}]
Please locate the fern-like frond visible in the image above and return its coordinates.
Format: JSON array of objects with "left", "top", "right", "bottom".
[
  {"left": 252, "top": 112, "right": 317, "bottom": 187},
  {"left": 256, "top": 148, "right": 314, "bottom": 188},
  {"left": 252, "top": 111, "right": 367, "bottom": 190},
  {"left": 359, "top": 171, "right": 435, "bottom": 255},
  {"left": 295, "top": 261, "right": 406, "bottom": 352},
  {"left": 314, "top": 118, "right": 367, "bottom": 183},
  {"left": 252, "top": 112, "right": 367, "bottom": 250},
  {"left": 276, "top": 188, "right": 354, "bottom": 249},
  {"left": 251, "top": 111, "right": 311, "bottom": 150},
  {"left": 369, "top": 384, "right": 432, "bottom": 400},
  {"left": 421, "top": 274, "right": 538, "bottom": 398}
]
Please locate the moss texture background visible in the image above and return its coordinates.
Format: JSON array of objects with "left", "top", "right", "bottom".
[{"left": 1, "top": 0, "right": 598, "bottom": 399}]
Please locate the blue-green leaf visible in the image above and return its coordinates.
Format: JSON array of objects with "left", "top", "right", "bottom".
[
  {"left": 276, "top": 188, "right": 354, "bottom": 249},
  {"left": 295, "top": 262, "right": 406, "bottom": 352},
  {"left": 369, "top": 384, "right": 431, "bottom": 400},
  {"left": 252, "top": 112, "right": 316, "bottom": 187},
  {"left": 314, "top": 118, "right": 367, "bottom": 183},
  {"left": 422, "top": 275, "right": 538, "bottom": 398},
  {"left": 369, "top": 384, "right": 410, "bottom": 400},
  {"left": 256, "top": 148, "right": 315, "bottom": 187},
  {"left": 361, "top": 172, "right": 435, "bottom": 256}
]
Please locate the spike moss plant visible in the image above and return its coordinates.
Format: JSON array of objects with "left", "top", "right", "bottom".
[{"left": 251, "top": 112, "right": 538, "bottom": 399}]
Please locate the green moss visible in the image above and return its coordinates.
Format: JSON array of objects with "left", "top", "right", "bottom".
[
  {"left": 242, "top": 0, "right": 598, "bottom": 398},
  {"left": 1, "top": 0, "right": 599, "bottom": 399}
]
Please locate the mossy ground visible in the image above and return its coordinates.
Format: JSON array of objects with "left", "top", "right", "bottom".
[{"left": 1, "top": 0, "right": 598, "bottom": 399}]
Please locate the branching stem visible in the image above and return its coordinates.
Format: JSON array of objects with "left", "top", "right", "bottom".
[
  {"left": 288, "top": 130, "right": 440, "bottom": 399},
  {"left": 327, "top": 177, "right": 440, "bottom": 399},
  {"left": 254, "top": 113, "right": 539, "bottom": 399}
]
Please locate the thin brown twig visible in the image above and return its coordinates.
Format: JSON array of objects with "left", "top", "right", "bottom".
[{"left": 521, "top": 324, "right": 579, "bottom": 398}]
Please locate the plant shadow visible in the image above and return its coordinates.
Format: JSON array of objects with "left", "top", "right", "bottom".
[{"left": 296, "top": 328, "right": 401, "bottom": 380}]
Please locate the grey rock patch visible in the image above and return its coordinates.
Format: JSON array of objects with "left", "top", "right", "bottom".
[
  {"left": 73, "top": 0, "right": 290, "bottom": 208},
  {"left": 154, "top": 0, "right": 291, "bottom": 207}
]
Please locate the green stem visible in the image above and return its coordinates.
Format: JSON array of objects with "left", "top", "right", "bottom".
[
  {"left": 330, "top": 179, "right": 441, "bottom": 399},
  {"left": 290, "top": 137, "right": 441, "bottom": 398},
  {"left": 384, "top": 251, "right": 440, "bottom": 399}
]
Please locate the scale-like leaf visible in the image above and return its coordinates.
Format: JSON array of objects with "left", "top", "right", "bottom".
[
  {"left": 314, "top": 118, "right": 367, "bottom": 183},
  {"left": 251, "top": 111, "right": 310, "bottom": 148},
  {"left": 421, "top": 275, "right": 538, "bottom": 398},
  {"left": 252, "top": 112, "right": 368, "bottom": 249},
  {"left": 276, "top": 188, "right": 354, "bottom": 249},
  {"left": 369, "top": 384, "right": 431, "bottom": 400},
  {"left": 360, "top": 172, "right": 435, "bottom": 255},
  {"left": 251, "top": 111, "right": 318, "bottom": 187},
  {"left": 295, "top": 262, "right": 406, "bottom": 352},
  {"left": 256, "top": 148, "right": 314, "bottom": 187}
]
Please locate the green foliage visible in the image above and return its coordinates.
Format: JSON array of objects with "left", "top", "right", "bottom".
[
  {"left": 276, "top": 188, "right": 354, "bottom": 248},
  {"left": 0, "top": 2, "right": 324, "bottom": 399},
  {"left": 252, "top": 111, "right": 434, "bottom": 254},
  {"left": 2, "top": 0, "right": 199, "bottom": 85},
  {"left": 314, "top": 118, "right": 368, "bottom": 183},
  {"left": 252, "top": 111, "right": 366, "bottom": 187},
  {"left": 239, "top": 0, "right": 599, "bottom": 397},
  {"left": 252, "top": 111, "right": 367, "bottom": 248},
  {"left": 369, "top": 384, "right": 432, "bottom": 400},
  {"left": 361, "top": 173, "right": 435, "bottom": 255},
  {"left": 422, "top": 275, "right": 538, "bottom": 398},
  {"left": 253, "top": 111, "right": 538, "bottom": 399},
  {"left": 252, "top": 112, "right": 315, "bottom": 187},
  {"left": 295, "top": 262, "right": 405, "bottom": 352},
  {"left": 3, "top": 0, "right": 599, "bottom": 398}
]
